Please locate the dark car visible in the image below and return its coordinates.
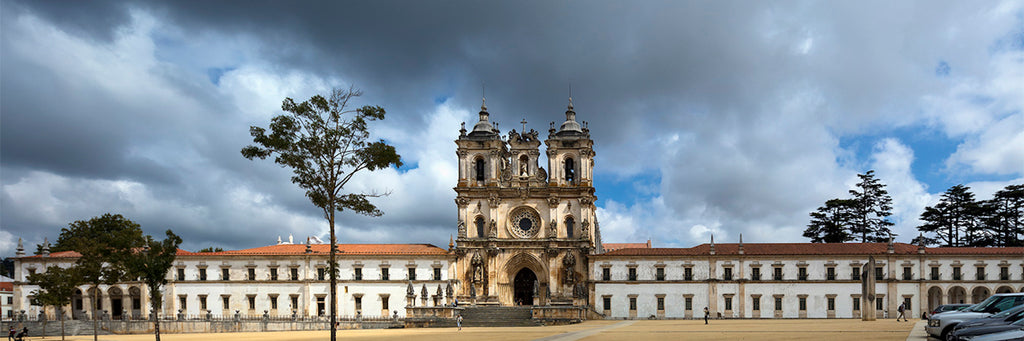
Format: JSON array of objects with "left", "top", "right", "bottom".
[{"left": 947, "top": 305, "right": 1024, "bottom": 341}]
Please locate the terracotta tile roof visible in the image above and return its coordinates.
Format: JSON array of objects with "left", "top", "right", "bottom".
[
  {"left": 0, "top": 282, "right": 13, "bottom": 292},
  {"left": 594, "top": 242, "right": 1024, "bottom": 257},
  {"left": 22, "top": 249, "right": 198, "bottom": 259},
  {"left": 603, "top": 240, "right": 652, "bottom": 252},
  {"left": 184, "top": 243, "right": 448, "bottom": 256}
]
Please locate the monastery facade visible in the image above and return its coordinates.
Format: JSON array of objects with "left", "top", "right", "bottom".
[{"left": 8, "top": 100, "right": 1024, "bottom": 321}]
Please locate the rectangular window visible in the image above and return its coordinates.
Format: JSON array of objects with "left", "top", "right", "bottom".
[
  {"left": 723, "top": 268, "right": 733, "bottom": 281},
  {"left": 875, "top": 267, "right": 884, "bottom": 281},
  {"left": 629, "top": 297, "right": 637, "bottom": 311},
  {"left": 603, "top": 297, "right": 612, "bottom": 311},
  {"left": 434, "top": 268, "right": 442, "bottom": 281},
  {"left": 291, "top": 296, "right": 298, "bottom": 310},
  {"left": 381, "top": 268, "right": 389, "bottom": 280},
  {"left": 628, "top": 268, "right": 637, "bottom": 281},
  {"left": 354, "top": 268, "right": 363, "bottom": 281},
  {"left": 656, "top": 267, "right": 665, "bottom": 281},
  {"left": 903, "top": 267, "right": 912, "bottom": 281},
  {"left": 799, "top": 297, "right": 806, "bottom": 311},
  {"left": 903, "top": 297, "right": 912, "bottom": 311},
  {"left": 853, "top": 297, "right": 861, "bottom": 311},
  {"left": 179, "top": 296, "right": 187, "bottom": 310},
  {"left": 270, "top": 268, "right": 278, "bottom": 281},
  {"left": 248, "top": 268, "right": 256, "bottom": 281},
  {"left": 752, "top": 297, "right": 760, "bottom": 311},
  {"left": 223, "top": 296, "right": 230, "bottom": 309},
  {"left": 291, "top": 268, "right": 299, "bottom": 281},
  {"left": 976, "top": 266, "right": 985, "bottom": 280},
  {"left": 684, "top": 268, "right": 693, "bottom": 281},
  {"left": 222, "top": 268, "right": 230, "bottom": 281},
  {"left": 876, "top": 298, "right": 884, "bottom": 311},
  {"left": 827, "top": 297, "right": 835, "bottom": 311},
  {"left": 773, "top": 267, "right": 783, "bottom": 281},
  {"left": 248, "top": 296, "right": 256, "bottom": 310},
  {"left": 317, "top": 268, "right": 326, "bottom": 281},
  {"left": 657, "top": 297, "right": 665, "bottom": 310},
  {"left": 199, "top": 296, "right": 207, "bottom": 310},
  {"left": 270, "top": 295, "right": 278, "bottom": 310},
  {"left": 798, "top": 267, "right": 807, "bottom": 281},
  {"left": 851, "top": 267, "right": 861, "bottom": 281},
  {"left": 177, "top": 268, "right": 185, "bottom": 281},
  {"left": 826, "top": 267, "right": 835, "bottom": 281},
  {"left": 751, "top": 267, "right": 761, "bottom": 281},
  {"left": 408, "top": 267, "right": 416, "bottom": 281},
  {"left": 1001, "top": 266, "right": 1010, "bottom": 280},
  {"left": 199, "top": 268, "right": 207, "bottom": 281},
  {"left": 774, "top": 297, "right": 782, "bottom": 311},
  {"left": 953, "top": 267, "right": 962, "bottom": 280},
  {"left": 602, "top": 268, "right": 611, "bottom": 281},
  {"left": 317, "top": 297, "right": 325, "bottom": 316},
  {"left": 931, "top": 267, "right": 940, "bottom": 280},
  {"left": 685, "top": 297, "right": 693, "bottom": 311},
  {"left": 724, "top": 297, "right": 732, "bottom": 310}
]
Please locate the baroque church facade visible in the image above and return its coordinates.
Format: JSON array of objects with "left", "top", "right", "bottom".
[{"left": 452, "top": 99, "right": 598, "bottom": 307}]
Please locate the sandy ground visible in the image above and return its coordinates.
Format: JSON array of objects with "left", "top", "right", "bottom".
[{"left": 31, "top": 319, "right": 923, "bottom": 341}]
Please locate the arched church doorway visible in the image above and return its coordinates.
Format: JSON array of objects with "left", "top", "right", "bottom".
[{"left": 513, "top": 268, "right": 537, "bottom": 306}]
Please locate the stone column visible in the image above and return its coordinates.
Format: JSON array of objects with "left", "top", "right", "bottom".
[{"left": 861, "top": 256, "right": 877, "bottom": 321}]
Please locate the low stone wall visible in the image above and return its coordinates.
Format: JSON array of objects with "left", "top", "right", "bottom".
[
  {"left": 532, "top": 306, "right": 585, "bottom": 324},
  {"left": 404, "top": 306, "right": 462, "bottom": 328}
]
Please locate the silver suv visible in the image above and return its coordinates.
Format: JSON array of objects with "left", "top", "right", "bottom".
[{"left": 926, "top": 293, "right": 1024, "bottom": 340}]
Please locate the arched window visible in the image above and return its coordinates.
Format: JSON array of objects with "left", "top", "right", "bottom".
[
  {"left": 564, "top": 157, "right": 575, "bottom": 183},
  {"left": 475, "top": 217, "right": 485, "bottom": 238},
  {"left": 475, "top": 158, "right": 485, "bottom": 182},
  {"left": 565, "top": 217, "right": 575, "bottom": 238}
]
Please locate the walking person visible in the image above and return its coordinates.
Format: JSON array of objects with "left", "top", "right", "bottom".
[
  {"left": 456, "top": 314, "right": 463, "bottom": 331},
  {"left": 896, "top": 302, "right": 908, "bottom": 322},
  {"left": 703, "top": 307, "right": 710, "bottom": 324},
  {"left": 8, "top": 326, "right": 14, "bottom": 341}
]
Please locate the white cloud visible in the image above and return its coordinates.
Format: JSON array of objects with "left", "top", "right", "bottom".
[{"left": 869, "top": 138, "right": 935, "bottom": 240}]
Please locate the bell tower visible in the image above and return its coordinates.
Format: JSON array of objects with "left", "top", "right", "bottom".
[{"left": 453, "top": 96, "right": 598, "bottom": 307}]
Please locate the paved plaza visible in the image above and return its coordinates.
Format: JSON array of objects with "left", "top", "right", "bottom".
[{"left": 43, "top": 319, "right": 925, "bottom": 341}]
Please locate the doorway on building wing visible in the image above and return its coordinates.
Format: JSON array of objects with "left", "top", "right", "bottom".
[{"left": 513, "top": 268, "right": 537, "bottom": 306}]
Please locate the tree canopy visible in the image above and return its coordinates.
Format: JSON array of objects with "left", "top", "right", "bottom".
[
  {"left": 125, "top": 230, "right": 182, "bottom": 341},
  {"left": 241, "top": 87, "right": 402, "bottom": 341}
]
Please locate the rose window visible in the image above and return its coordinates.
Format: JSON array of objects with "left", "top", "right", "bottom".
[{"left": 508, "top": 207, "right": 541, "bottom": 238}]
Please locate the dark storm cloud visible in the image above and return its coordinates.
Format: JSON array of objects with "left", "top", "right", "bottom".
[{"left": 2, "top": 0, "right": 1020, "bottom": 254}]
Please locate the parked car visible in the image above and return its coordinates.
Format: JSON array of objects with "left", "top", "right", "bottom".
[
  {"left": 948, "top": 305, "right": 1024, "bottom": 341},
  {"left": 933, "top": 304, "right": 975, "bottom": 316},
  {"left": 926, "top": 293, "right": 1024, "bottom": 340},
  {"left": 965, "top": 319, "right": 1024, "bottom": 341}
]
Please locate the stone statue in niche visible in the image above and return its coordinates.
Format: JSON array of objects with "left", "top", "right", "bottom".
[
  {"left": 457, "top": 219, "right": 466, "bottom": 238},
  {"left": 470, "top": 252, "right": 484, "bottom": 283},
  {"left": 488, "top": 219, "right": 498, "bottom": 238},
  {"left": 581, "top": 219, "right": 590, "bottom": 236},
  {"left": 520, "top": 160, "right": 528, "bottom": 177},
  {"left": 548, "top": 219, "right": 557, "bottom": 237}
]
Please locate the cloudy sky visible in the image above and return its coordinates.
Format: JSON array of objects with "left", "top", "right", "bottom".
[{"left": 2, "top": 0, "right": 1022, "bottom": 255}]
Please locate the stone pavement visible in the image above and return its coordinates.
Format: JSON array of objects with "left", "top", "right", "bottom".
[{"left": 43, "top": 319, "right": 921, "bottom": 341}]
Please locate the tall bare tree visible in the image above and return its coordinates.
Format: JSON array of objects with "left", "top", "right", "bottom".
[{"left": 242, "top": 87, "right": 401, "bottom": 341}]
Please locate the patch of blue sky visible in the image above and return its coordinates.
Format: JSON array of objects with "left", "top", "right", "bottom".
[
  {"left": 206, "top": 67, "right": 236, "bottom": 86},
  {"left": 593, "top": 170, "right": 661, "bottom": 207},
  {"left": 838, "top": 125, "right": 960, "bottom": 193},
  {"left": 394, "top": 160, "right": 418, "bottom": 174},
  {"left": 433, "top": 95, "right": 451, "bottom": 105},
  {"left": 989, "top": 20, "right": 1024, "bottom": 53},
  {"left": 934, "top": 61, "right": 950, "bottom": 77}
]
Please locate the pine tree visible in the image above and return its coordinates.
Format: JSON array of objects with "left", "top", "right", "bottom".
[
  {"left": 917, "top": 184, "right": 982, "bottom": 247},
  {"left": 803, "top": 198, "right": 856, "bottom": 243},
  {"left": 848, "top": 170, "right": 895, "bottom": 242},
  {"left": 984, "top": 184, "right": 1024, "bottom": 247}
]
